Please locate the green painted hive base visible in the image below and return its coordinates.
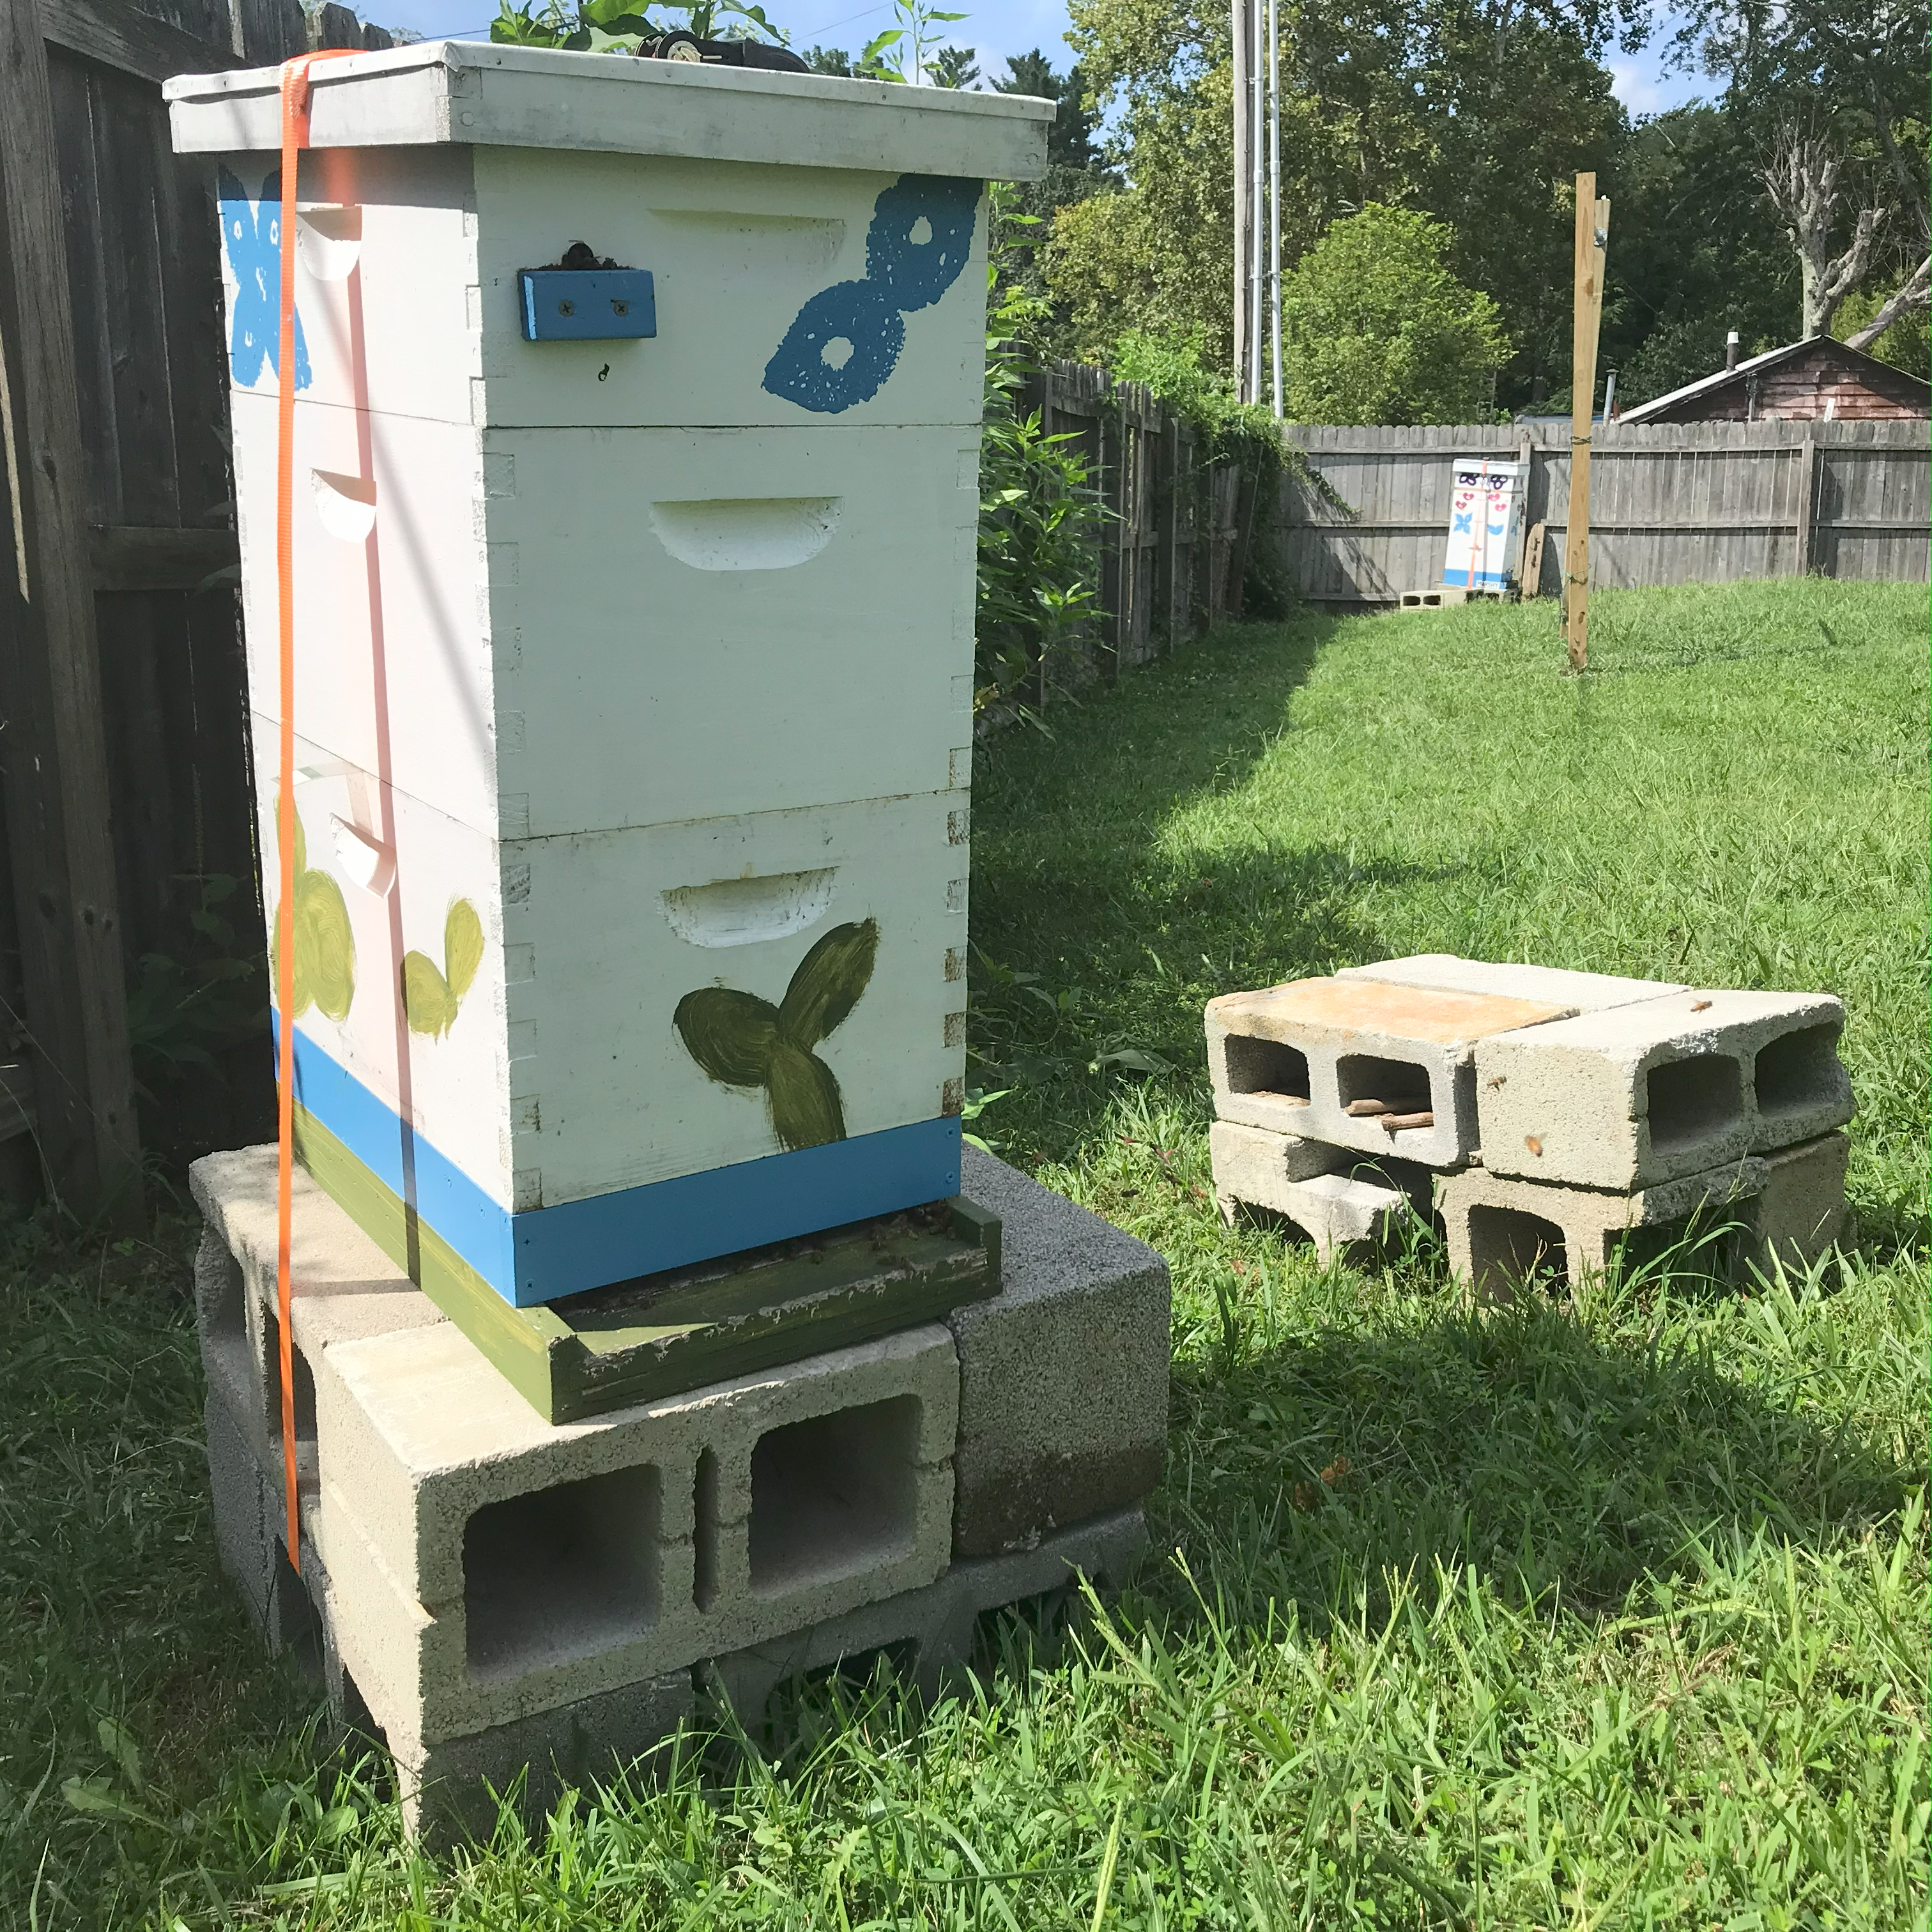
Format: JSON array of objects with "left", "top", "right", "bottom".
[{"left": 293, "top": 1104, "right": 1001, "bottom": 1423}]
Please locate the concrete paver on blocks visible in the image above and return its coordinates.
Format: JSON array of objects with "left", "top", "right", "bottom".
[
  {"left": 1475, "top": 988, "right": 1853, "bottom": 1189},
  {"left": 1339, "top": 954, "right": 1683, "bottom": 1012},
  {"left": 710, "top": 1504, "right": 1148, "bottom": 1722},
  {"left": 947, "top": 1149, "right": 1169, "bottom": 1558},
  {"left": 1211, "top": 1121, "right": 1429, "bottom": 1264},
  {"left": 1437, "top": 1155, "right": 1770, "bottom": 1300},
  {"left": 1206, "top": 976, "right": 1570, "bottom": 1169},
  {"left": 1739, "top": 1131, "right": 1850, "bottom": 1278}
]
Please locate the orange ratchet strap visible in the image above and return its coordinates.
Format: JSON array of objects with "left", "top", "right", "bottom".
[{"left": 273, "top": 48, "right": 356, "bottom": 1572}]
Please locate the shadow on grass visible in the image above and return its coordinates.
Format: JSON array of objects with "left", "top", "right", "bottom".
[{"left": 1159, "top": 1275, "right": 1924, "bottom": 1635}]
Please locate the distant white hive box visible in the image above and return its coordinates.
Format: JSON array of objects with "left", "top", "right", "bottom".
[
  {"left": 167, "top": 45, "right": 1052, "bottom": 1307},
  {"left": 1442, "top": 457, "right": 1524, "bottom": 593}
]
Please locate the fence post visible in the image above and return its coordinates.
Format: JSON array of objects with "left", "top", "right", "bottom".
[
  {"left": 0, "top": 0, "right": 144, "bottom": 1223},
  {"left": 1793, "top": 432, "right": 1818, "bottom": 576}
]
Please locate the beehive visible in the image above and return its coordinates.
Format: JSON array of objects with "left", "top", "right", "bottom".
[{"left": 167, "top": 44, "right": 1050, "bottom": 1306}]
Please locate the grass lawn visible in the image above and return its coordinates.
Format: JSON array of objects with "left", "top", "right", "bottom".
[{"left": 1, "top": 578, "right": 1924, "bottom": 1928}]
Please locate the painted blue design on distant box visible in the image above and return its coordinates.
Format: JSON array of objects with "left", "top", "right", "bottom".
[
  {"left": 275, "top": 1019, "right": 962, "bottom": 1307},
  {"left": 763, "top": 174, "right": 979, "bottom": 414},
  {"left": 217, "top": 167, "right": 312, "bottom": 392}
]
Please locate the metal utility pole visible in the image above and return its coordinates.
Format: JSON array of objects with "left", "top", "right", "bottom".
[
  {"left": 1564, "top": 171, "right": 1610, "bottom": 673},
  {"left": 1232, "top": 0, "right": 1251, "bottom": 396},
  {"left": 1267, "top": 0, "right": 1282, "bottom": 417},
  {"left": 1246, "top": 0, "right": 1264, "bottom": 405}
]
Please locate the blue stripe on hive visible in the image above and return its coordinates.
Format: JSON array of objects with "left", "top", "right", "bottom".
[{"left": 275, "top": 1018, "right": 963, "bottom": 1307}]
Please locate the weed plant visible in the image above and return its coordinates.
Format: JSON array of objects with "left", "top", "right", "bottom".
[{"left": 0, "top": 580, "right": 1924, "bottom": 1927}]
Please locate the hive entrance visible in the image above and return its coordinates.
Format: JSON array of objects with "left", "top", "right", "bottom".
[
  {"left": 464, "top": 1466, "right": 660, "bottom": 1678},
  {"left": 749, "top": 1396, "right": 919, "bottom": 1595}
]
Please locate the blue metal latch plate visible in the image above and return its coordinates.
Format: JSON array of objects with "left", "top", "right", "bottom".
[{"left": 519, "top": 268, "right": 657, "bottom": 342}]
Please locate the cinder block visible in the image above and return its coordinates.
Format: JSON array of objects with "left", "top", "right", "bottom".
[
  {"left": 1340, "top": 954, "right": 1682, "bottom": 1011},
  {"left": 306, "top": 1321, "right": 956, "bottom": 1740},
  {"left": 392, "top": 1671, "right": 698, "bottom": 1852},
  {"left": 1211, "top": 1121, "right": 1429, "bottom": 1264},
  {"left": 1207, "top": 1117, "right": 1350, "bottom": 1193},
  {"left": 1475, "top": 988, "right": 1853, "bottom": 1188},
  {"left": 710, "top": 1504, "right": 1147, "bottom": 1722},
  {"left": 1437, "top": 1156, "right": 1770, "bottom": 1300},
  {"left": 1739, "top": 1130, "right": 1850, "bottom": 1277},
  {"left": 203, "top": 1390, "right": 321, "bottom": 1663},
  {"left": 947, "top": 1149, "right": 1169, "bottom": 1558},
  {"left": 1206, "top": 976, "right": 1572, "bottom": 1169},
  {"left": 190, "top": 1149, "right": 447, "bottom": 1469}
]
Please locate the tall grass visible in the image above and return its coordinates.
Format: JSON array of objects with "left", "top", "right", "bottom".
[{"left": 0, "top": 579, "right": 1924, "bottom": 1928}]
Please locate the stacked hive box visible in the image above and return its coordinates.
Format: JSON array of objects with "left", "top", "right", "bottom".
[
  {"left": 1206, "top": 955, "right": 1854, "bottom": 1294},
  {"left": 170, "top": 48, "right": 1175, "bottom": 1839},
  {"left": 169, "top": 43, "right": 1057, "bottom": 1309}
]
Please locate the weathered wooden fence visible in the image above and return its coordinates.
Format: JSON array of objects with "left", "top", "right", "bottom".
[
  {"left": 1020, "top": 360, "right": 1252, "bottom": 673},
  {"left": 1276, "top": 420, "right": 1931, "bottom": 605},
  {"left": 0, "top": 0, "right": 387, "bottom": 1213}
]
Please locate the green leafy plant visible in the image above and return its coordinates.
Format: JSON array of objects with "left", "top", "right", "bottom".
[
  {"left": 123, "top": 873, "right": 270, "bottom": 1094},
  {"left": 674, "top": 920, "right": 879, "bottom": 1151},
  {"left": 489, "top": 0, "right": 786, "bottom": 51},
  {"left": 856, "top": 0, "right": 967, "bottom": 80},
  {"left": 976, "top": 186, "right": 1105, "bottom": 721},
  {"left": 1279, "top": 203, "right": 1510, "bottom": 425}
]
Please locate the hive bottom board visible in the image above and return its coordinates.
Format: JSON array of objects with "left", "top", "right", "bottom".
[{"left": 293, "top": 1103, "right": 999, "bottom": 1422}]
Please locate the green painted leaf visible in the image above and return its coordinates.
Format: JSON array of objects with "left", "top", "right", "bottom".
[
  {"left": 766, "top": 1038, "right": 846, "bottom": 1150},
  {"left": 674, "top": 988, "right": 782, "bottom": 1089},
  {"left": 777, "top": 919, "right": 878, "bottom": 1050},
  {"left": 444, "top": 900, "right": 484, "bottom": 1003}
]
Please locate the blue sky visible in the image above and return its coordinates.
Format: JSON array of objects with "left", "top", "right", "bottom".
[{"left": 378, "top": 0, "right": 1710, "bottom": 118}]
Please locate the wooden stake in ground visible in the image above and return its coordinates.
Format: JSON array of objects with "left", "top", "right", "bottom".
[{"left": 1564, "top": 172, "right": 1610, "bottom": 672}]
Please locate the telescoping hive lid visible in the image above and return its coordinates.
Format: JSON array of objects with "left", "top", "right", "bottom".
[{"left": 164, "top": 40, "right": 1054, "bottom": 180}]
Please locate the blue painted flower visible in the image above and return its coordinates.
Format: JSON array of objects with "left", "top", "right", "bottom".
[
  {"left": 762, "top": 282, "right": 906, "bottom": 416},
  {"left": 217, "top": 166, "right": 311, "bottom": 392},
  {"left": 762, "top": 174, "right": 979, "bottom": 415},
  {"left": 863, "top": 175, "right": 979, "bottom": 313}
]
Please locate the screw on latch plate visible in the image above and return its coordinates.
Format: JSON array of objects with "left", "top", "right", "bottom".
[
  {"left": 612, "top": 299, "right": 629, "bottom": 316},
  {"left": 558, "top": 298, "right": 576, "bottom": 316}
]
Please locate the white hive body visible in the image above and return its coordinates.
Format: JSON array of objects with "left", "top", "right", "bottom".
[{"left": 169, "top": 45, "right": 1052, "bottom": 1307}]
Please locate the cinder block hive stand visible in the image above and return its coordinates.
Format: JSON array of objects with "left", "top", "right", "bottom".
[
  {"left": 192, "top": 1145, "right": 1169, "bottom": 1842},
  {"left": 1208, "top": 954, "right": 1855, "bottom": 1294}
]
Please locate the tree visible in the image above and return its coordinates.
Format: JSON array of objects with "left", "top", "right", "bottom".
[
  {"left": 995, "top": 49, "right": 1104, "bottom": 170},
  {"left": 1052, "top": 0, "right": 1628, "bottom": 395},
  {"left": 1600, "top": 104, "right": 1795, "bottom": 403},
  {"left": 1762, "top": 127, "right": 1888, "bottom": 336},
  {"left": 1675, "top": 0, "right": 1929, "bottom": 351},
  {"left": 1279, "top": 204, "right": 1510, "bottom": 422},
  {"left": 928, "top": 43, "right": 979, "bottom": 87}
]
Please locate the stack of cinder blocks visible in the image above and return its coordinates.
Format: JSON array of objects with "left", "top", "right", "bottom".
[
  {"left": 1206, "top": 955, "right": 1853, "bottom": 1297},
  {"left": 191, "top": 1146, "right": 1167, "bottom": 1842}
]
